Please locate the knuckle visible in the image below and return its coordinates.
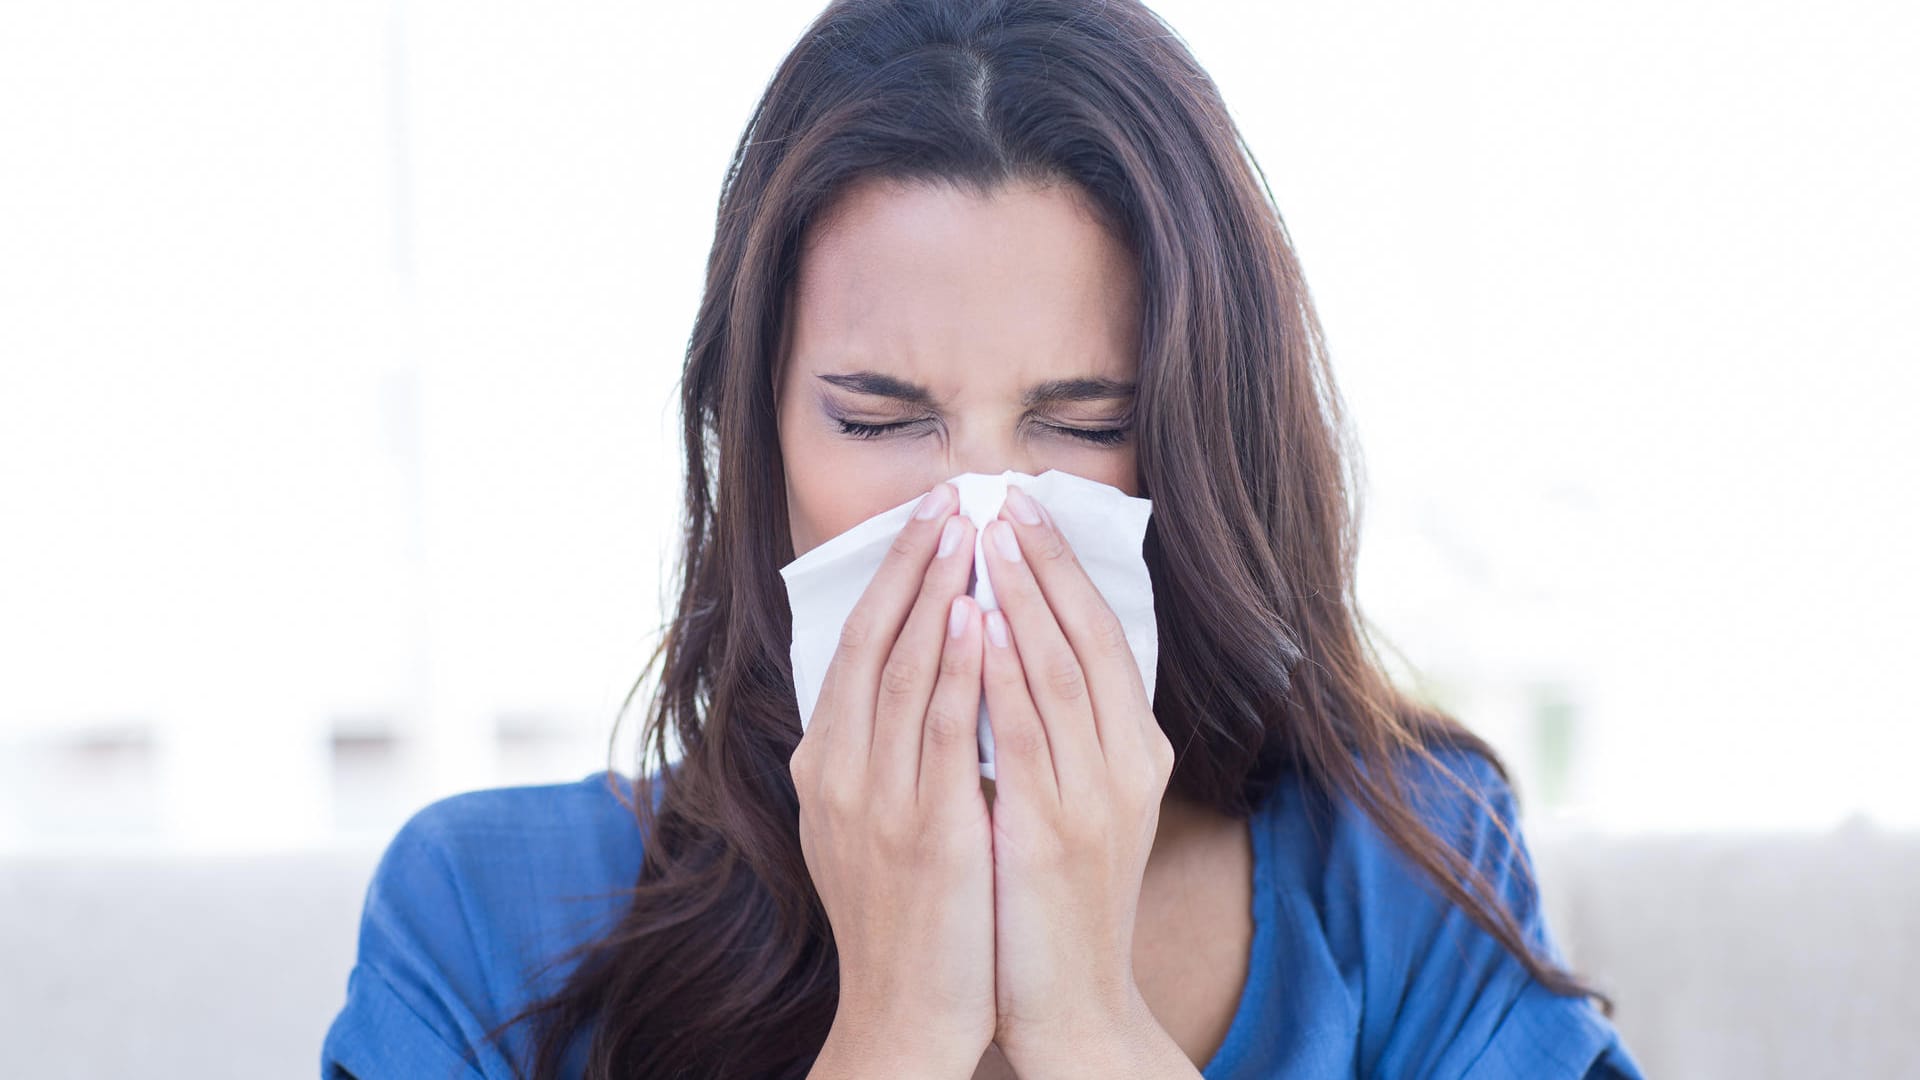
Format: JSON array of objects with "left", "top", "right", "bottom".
[
  {"left": 1091, "top": 607, "right": 1131, "bottom": 659},
  {"left": 1136, "top": 748, "right": 1170, "bottom": 792},
  {"left": 997, "top": 720, "right": 1047, "bottom": 759},
  {"left": 1042, "top": 652, "right": 1087, "bottom": 701},
  {"left": 1151, "top": 731, "right": 1177, "bottom": 776},
  {"left": 923, "top": 703, "right": 975, "bottom": 748},
  {"left": 819, "top": 775, "right": 861, "bottom": 817},
  {"left": 834, "top": 615, "right": 872, "bottom": 662},
  {"left": 1032, "top": 528, "right": 1070, "bottom": 563},
  {"left": 878, "top": 655, "right": 923, "bottom": 699},
  {"left": 1056, "top": 806, "right": 1105, "bottom": 849},
  {"left": 873, "top": 801, "right": 915, "bottom": 846}
]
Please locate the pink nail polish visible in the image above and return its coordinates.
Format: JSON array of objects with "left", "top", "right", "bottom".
[
  {"left": 991, "top": 520, "right": 1022, "bottom": 562},
  {"left": 913, "top": 483, "right": 951, "bottom": 520},
  {"left": 937, "top": 516, "right": 964, "bottom": 557},
  {"left": 1004, "top": 484, "right": 1042, "bottom": 526}
]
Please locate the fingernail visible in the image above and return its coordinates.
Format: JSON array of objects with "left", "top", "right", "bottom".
[
  {"left": 985, "top": 609, "right": 1010, "bottom": 648},
  {"left": 1003, "top": 484, "right": 1042, "bottom": 526},
  {"left": 949, "top": 595, "right": 970, "bottom": 639},
  {"left": 991, "top": 519, "right": 1022, "bottom": 562},
  {"left": 913, "top": 483, "right": 952, "bottom": 520},
  {"left": 937, "top": 516, "right": 964, "bottom": 558}
]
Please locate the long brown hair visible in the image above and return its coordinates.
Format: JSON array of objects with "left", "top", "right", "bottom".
[{"left": 474, "top": 0, "right": 1614, "bottom": 1075}]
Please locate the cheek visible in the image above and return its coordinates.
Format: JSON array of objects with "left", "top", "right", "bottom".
[
  {"left": 1056, "top": 448, "right": 1141, "bottom": 500},
  {"left": 781, "top": 427, "right": 928, "bottom": 556}
]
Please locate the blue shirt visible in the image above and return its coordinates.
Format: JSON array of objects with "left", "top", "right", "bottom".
[{"left": 322, "top": 747, "right": 1645, "bottom": 1078}]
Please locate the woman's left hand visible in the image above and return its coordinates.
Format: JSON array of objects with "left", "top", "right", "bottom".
[{"left": 977, "top": 483, "right": 1180, "bottom": 1076}]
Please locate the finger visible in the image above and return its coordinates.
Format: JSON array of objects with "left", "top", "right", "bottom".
[
  {"left": 818, "top": 482, "right": 959, "bottom": 777},
  {"left": 998, "top": 484, "right": 1155, "bottom": 759},
  {"left": 981, "top": 516, "right": 1100, "bottom": 798},
  {"left": 920, "top": 593, "right": 987, "bottom": 805},
  {"left": 980, "top": 605, "right": 1056, "bottom": 808},
  {"left": 872, "top": 511, "right": 977, "bottom": 797}
]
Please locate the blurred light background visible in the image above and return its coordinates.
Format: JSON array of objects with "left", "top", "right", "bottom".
[{"left": 1, "top": 0, "right": 1914, "bottom": 858}]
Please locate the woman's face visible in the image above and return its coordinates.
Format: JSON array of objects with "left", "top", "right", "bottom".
[{"left": 776, "top": 175, "right": 1143, "bottom": 558}]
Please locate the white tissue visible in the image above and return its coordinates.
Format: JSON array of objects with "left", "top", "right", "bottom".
[{"left": 778, "top": 468, "right": 1157, "bottom": 781}]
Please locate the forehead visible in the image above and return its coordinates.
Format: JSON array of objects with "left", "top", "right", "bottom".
[{"left": 787, "top": 175, "right": 1141, "bottom": 393}]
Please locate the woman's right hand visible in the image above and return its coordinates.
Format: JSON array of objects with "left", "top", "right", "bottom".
[{"left": 790, "top": 480, "right": 995, "bottom": 1076}]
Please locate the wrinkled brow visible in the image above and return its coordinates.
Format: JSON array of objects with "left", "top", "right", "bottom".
[{"left": 816, "top": 370, "right": 1135, "bottom": 408}]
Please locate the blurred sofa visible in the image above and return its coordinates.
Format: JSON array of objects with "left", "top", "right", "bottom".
[{"left": 2, "top": 823, "right": 1916, "bottom": 1078}]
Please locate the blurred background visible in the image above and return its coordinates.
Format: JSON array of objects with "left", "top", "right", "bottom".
[{"left": 1, "top": 1, "right": 1915, "bottom": 1076}]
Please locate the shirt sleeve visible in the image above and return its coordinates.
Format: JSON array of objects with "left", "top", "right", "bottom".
[
  {"left": 320, "top": 798, "right": 522, "bottom": 1080},
  {"left": 1334, "top": 746, "right": 1647, "bottom": 1080}
]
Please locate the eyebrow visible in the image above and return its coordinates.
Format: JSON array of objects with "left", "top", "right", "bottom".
[{"left": 816, "top": 370, "right": 1136, "bottom": 409}]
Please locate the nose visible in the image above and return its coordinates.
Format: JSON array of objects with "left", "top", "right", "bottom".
[
  {"left": 940, "top": 456, "right": 1039, "bottom": 486},
  {"left": 942, "top": 426, "right": 1040, "bottom": 483}
]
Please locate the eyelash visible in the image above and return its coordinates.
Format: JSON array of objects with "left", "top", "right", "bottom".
[{"left": 835, "top": 418, "right": 1131, "bottom": 447}]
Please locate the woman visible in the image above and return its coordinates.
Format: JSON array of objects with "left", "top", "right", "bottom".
[{"left": 322, "top": 0, "right": 1646, "bottom": 1077}]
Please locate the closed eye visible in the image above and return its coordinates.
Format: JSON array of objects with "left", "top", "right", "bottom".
[{"left": 835, "top": 418, "right": 1130, "bottom": 446}]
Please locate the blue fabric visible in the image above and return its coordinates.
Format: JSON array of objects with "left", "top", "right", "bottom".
[{"left": 322, "top": 747, "right": 1645, "bottom": 1078}]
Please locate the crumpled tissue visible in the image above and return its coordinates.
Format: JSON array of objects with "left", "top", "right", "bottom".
[{"left": 778, "top": 468, "right": 1156, "bottom": 780}]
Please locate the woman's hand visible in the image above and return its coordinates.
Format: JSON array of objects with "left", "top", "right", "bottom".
[
  {"left": 977, "top": 483, "right": 1180, "bottom": 1076},
  {"left": 788, "top": 481, "right": 997, "bottom": 1077}
]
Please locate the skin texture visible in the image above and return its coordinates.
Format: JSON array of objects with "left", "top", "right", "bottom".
[
  {"left": 775, "top": 173, "right": 1142, "bottom": 558},
  {"left": 780, "top": 178, "right": 1224, "bottom": 1079}
]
